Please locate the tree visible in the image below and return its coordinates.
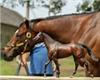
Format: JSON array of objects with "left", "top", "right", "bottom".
[
  {"left": 1, "top": 0, "right": 19, "bottom": 8},
  {"left": 1, "top": 0, "right": 66, "bottom": 16},
  {"left": 93, "top": 0, "right": 100, "bottom": 11},
  {"left": 42, "top": 0, "right": 66, "bottom": 16},
  {"left": 76, "top": 0, "right": 100, "bottom": 12}
]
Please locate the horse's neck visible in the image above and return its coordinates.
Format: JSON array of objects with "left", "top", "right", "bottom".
[
  {"left": 43, "top": 33, "right": 56, "bottom": 48},
  {"left": 33, "top": 14, "right": 94, "bottom": 43},
  {"left": 37, "top": 17, "right": 77, "bottom": 42}
]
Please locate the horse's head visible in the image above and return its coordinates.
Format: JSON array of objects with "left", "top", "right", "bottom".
[{"left": 1, "top": 20, "right": 37, "bottom": 61}]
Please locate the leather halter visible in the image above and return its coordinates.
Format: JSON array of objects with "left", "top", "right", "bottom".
[
  {"left": 7, "top": 40, "right": 27, "bottom": 53},
  {"left": 16, "top": 21, "right": 33, "bottom": 53},
  {"left": 7, "top": 21, "right": 33, "bottom": 54},
  {"left": 17, "top": 21, "right": 33, "bottom": 54}
]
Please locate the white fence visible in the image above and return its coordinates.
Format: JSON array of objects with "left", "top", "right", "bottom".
[{"left": 0, "top": 76, "right": 100, "bottom": 80}]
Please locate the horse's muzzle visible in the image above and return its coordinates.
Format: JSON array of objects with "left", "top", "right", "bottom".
[{"left": 1, "top": 49, "right": 14, "bottom": 61}]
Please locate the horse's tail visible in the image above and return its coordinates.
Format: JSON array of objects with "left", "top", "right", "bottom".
[{"left": 79, "top": 43, "right": 99, "bottom": 62}]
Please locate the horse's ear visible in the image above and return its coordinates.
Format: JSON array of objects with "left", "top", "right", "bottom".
[
  {"left": 36, "top": 18, "right": 44, "bottom": 22},
  {"left": 24, "top": 19, "right": 29, "bottom": 28}
]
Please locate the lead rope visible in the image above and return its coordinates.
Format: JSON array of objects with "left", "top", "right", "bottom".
[
  {"left": 21, "top": 41, "right": 30, "bottom": 75},
  {"left": 16, "top": 40, "right": 29, "bottom": 75}
]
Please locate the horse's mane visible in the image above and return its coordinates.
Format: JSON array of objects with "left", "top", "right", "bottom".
[
  {"left": 30, "top": 11, "right": 99, "bottom": 22},
  {"left": 18, "top": 11, "right": 99, "bottom": 28},
  {"left": 17, "top": 11, "right": 99, "bottom": 29}
]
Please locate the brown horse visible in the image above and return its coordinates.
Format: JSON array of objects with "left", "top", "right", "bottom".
[
  {"left": 1, "top": 11, "right": 100, "bottom": 76},
  {"left": 31, "top": 32, "right": 98, "bottom": 77}
]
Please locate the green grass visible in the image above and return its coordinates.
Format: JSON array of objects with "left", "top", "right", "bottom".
[
  {"left": 58, "top": 56, "right": 85, "bottom": 77},
  {"left": 0, "top": 59, "right": 17, "bottom": 75},
  {"left": 0, "top": 56, "right": 85, "bottom": 76}
]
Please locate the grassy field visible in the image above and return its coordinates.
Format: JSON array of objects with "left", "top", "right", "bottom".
[
  {"left": 0, "top": 59, "right": 17, "bottom": 75},
  {"left": 59, "top": 56, "right": 85, "bottom": 77},
  {"left": 0, "top": 56, "right": 85, "bottom": 77}
]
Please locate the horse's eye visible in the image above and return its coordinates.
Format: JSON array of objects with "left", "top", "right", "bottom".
[
  {"left": 16, "top": 34, "right": 19, "bottom": 37},
  {"left": 16, "top": 34, "right": 21, "bottom": 39}
]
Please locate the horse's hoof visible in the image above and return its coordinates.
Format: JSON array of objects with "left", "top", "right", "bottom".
[
  {"left": 70, "top": 75, "right": 73, "bottom": 78},
  {"left": 90, "top": 74, "right": 94, "bottom": 78},
  {"left": 56, "top": 73, "right": 60, "bottom": 78},
  {"left": 44, "top": 73, "right": 46, "bottom": 77},
  {"left": 72, "top": 72, "right": 76, "bottom": 76},
  {"left": 56, "top": 71, "right": 60, "bottom": 78},
  {"left": 56, "top": 75, "right": 59, "bottom": 78}
]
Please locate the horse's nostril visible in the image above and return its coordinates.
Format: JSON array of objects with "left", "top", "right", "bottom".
[
  {"left": 1, "top": 51, "right": 6, "bottom": 59},
  {"left": 0, "top": 50, "right": 13, "bottom": 61},
  {"left": 1, "top": 48, "right": 4, "bottom": 50}
]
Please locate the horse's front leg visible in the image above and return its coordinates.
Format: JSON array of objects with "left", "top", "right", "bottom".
[
  {"left": 72, "top": 55, "right": 79, "bottom": 76},
  {"left": 53, "top": 58, "right": 60, "bottom": 77},
  {"left": 44, "top": 51, "right": 55, "bottom": 77},
  {"left": 44, "top": 59, "right": 52, "bottom": 77}
]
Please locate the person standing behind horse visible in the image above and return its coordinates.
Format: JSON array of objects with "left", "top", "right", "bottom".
[
  {"left": 16, "top": 43, "right": 53, "bottom": 76},
  {"left": 29, "top": 42, "right": 54, "bottom": 76}
]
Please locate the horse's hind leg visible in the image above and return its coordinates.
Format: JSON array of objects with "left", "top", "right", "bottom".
[
  {"left": 72, "top": 55, "right": 79, "bottom": 76},
  {"left": 53, "top": 58, "right": 60, "bottom": 77}
]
